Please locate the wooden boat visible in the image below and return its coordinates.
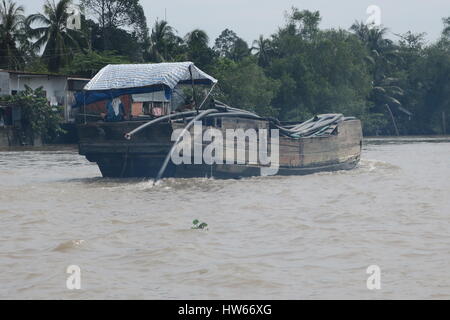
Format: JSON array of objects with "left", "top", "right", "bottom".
[{"left": 75, "top": 62, "right": 362, "bottom": 179}]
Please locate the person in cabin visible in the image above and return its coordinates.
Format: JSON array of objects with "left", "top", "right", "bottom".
[
  {"left": 151, "top": 101, "right": 164, "bottom": 117},
  {"left": 102, "top": 97, "right": 125, "bottom": 122}
]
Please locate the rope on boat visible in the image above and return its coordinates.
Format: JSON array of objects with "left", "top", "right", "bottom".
[
  {"left": 153, "top": 108, "right": 219, "bottom": 184},
  {"left": 198, "top": 82, "right": 218, "bottom": 110}
]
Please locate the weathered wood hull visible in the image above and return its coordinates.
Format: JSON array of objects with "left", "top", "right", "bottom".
[{"left": 77, "top": 117, "right": 362, "bottom": 178}]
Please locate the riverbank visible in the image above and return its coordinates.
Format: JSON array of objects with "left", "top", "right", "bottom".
[{"left": 0, "top": 123, "right": 78, "bottom": 148}]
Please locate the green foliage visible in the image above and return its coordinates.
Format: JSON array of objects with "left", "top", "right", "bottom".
[
  {"left": 252, "top": 35, "right": 273, "bottom": 67},
  {"left": 81, "top": 0, "right": 149, "bottom": 50},
  {"left": 24, "top": 57, "right": 49, "bottom": 73},
  {"left": 360, "top": 112, "right": 389, "bottom": 136},
  {"left": 266, "top": 15, "right": 372, "bottom": 122},
  {"left": 191, "top": 219, "right": 208, "bottom": 230},
  {"left": 81, "top": 0, "right": 147, "bottom": 31},
  {"left": 214, "top": 29, "right": 250, "bottom": 61},
  {"left": 0, "top": 0, "right": 27, "bottom": 70},
  {"left": 185, "top": 29, "right": 215, "bottom": 71},
  {"left": 26, "top": 0, "right": 87, "bottom": 73},
  {"left": 400, "top": 39, "right": 450, "bottom": 134},
  {"left": 146, "top": 19, "right": 183, "bottom": 62},
  {"left": 0, "top": 85, "right": 65, "bottom": 140},
  {"left": 212, "top": 57, "right": 280, "bottom": 116},
  {"left": 214, "top": 29, "right": 239, "bottom": 57},
  {"left": 287, "top": 7, "right": 321, "bottom": 41},
  {"left": 62, "top": 50, "right": 130, "bottom": 77}
]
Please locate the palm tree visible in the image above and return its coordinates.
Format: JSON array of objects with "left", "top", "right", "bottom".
[
  {"left": 184, "top": 29, "right": 213, "bottom": 68},
  {"left": 351, "top": 21, "right": 404, "bottom": 135},
  {"left": 185, "top": 29, "right": 209, "bottom": 48},
  {"left": 252, "top": 35, "right": 272, "bottom": 67},
  {"left": 26, "top": 0, "right": 86, "bottom": 72},
  {"left": 148, "top": 20, "right": 180, "bottom": 62},
  {"left": 350, "top": 21, "right": 394, "bottom": 55},
  {"left": 0, "top": 0, "right": 26, "bottom": 70},
  {"left": 370, "top": 76, "right": 404, "bottom": 136}
]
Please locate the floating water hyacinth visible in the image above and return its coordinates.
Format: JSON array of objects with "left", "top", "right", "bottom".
[{"left": 192, "top": 219, "right": 208, "bottom": 230}]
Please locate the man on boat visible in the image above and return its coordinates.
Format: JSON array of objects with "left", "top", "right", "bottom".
[{"left": 102, "top": 97, "right": 125, "bottom": 122}]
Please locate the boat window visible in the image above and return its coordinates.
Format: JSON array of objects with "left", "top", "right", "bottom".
[{"left": 142, "top": 101, "right": 170, "bottom": 117}]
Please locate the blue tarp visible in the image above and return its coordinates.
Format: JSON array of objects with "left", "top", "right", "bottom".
[{"left": 73, "top": 85, "right": 171, "bottom": 108}]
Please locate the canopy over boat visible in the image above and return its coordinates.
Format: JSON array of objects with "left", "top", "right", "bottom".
[
  {"left": 73, "top": 62, "right": 217, "bottom": 107},
  {"left": 85, "top": 62, "right": 217, "bottom": 91}
]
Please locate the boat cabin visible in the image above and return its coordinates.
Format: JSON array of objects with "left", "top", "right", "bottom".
[{"left": 73, "top": 62, "right": 216, "bottom": 123}]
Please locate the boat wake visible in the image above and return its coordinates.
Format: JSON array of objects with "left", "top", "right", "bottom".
[{"left": 358, "top": 158, "right": 400, "bottom": 172}]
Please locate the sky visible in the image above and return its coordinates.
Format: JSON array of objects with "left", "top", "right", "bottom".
[{"left": 17, "top": 0, "right": 450, "bottom": 45}]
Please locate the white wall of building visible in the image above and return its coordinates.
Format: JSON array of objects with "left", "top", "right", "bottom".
[
  {"left": 0, "top": 72, "right": 10, "bottom": 96},
  {"left": 8, "top": 73, "right": 68, "bottom": 105},
  {"left": 0, "top": 71, "right": 87, "bottom": 122}
]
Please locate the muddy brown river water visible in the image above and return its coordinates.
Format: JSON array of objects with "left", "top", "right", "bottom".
[{"left": 0, "top": 137, "right": 449, "bottom": 299}]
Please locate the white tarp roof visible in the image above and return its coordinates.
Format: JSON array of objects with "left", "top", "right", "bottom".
[{"left": 84, "top": 62, "right": 217, "bottom": 91}]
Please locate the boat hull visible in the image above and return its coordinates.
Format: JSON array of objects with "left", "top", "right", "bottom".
[{"left": 78, "top": 117, "right": 362, "bottom": 179}]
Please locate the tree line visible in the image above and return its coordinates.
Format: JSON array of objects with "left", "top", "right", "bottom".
[{"left": 1, "top": 0, "right": 449, "bottom": 135}]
